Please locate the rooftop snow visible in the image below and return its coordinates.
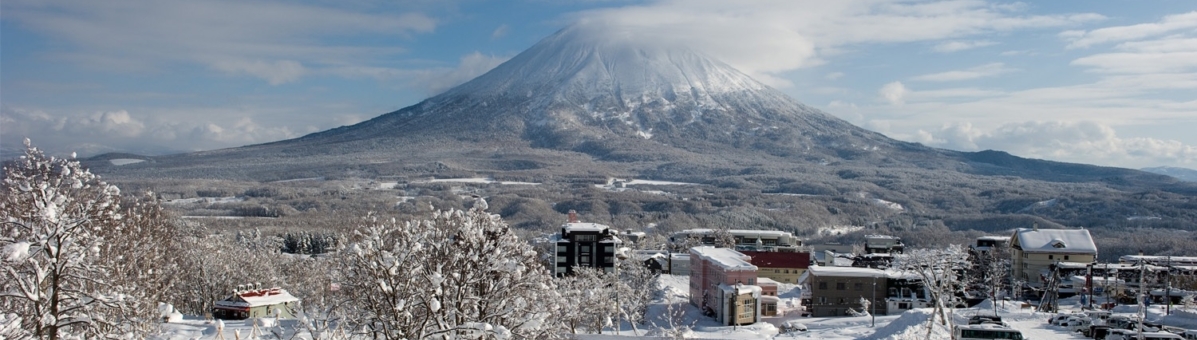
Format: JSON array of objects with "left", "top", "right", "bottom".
[
  {"left": 563, "top": 222, "right": 611, "bottom": 233},
  {"left": 1014, "top": 228, "right": 1097, "bottom": 254},
  {"left": 977, "top": 236, "right": 1009, "bottom": 241},
  {"left": 675, "top": 229, "right": 794, "bottom": 238},
  {"left": 691, "top": 246, "right": 757, "bottom": 271},
  {"left": 808, "top": 265, "right": 890, "bottom": 278},
  {"left": 215, "top": 288, "right": 299, "bottom": 308}
]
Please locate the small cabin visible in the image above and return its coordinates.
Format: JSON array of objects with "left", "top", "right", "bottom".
[{"left": 212, "top": 285, "right": 300, "bottom": 320}]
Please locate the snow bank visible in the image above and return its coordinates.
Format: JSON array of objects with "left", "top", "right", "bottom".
[{"left": 866, "top": 309, "right": 950, "bottom": 340}]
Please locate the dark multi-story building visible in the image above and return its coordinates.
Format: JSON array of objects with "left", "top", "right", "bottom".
[
  {"left": 552, "top": 210, "right": 622, "bottom": 276},
  {"left": 806, "top": 266, "right": 889, "bottom": 317}
]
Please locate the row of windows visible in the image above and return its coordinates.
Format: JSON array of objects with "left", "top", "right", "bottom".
[
  {"left": 556, "top": 245, "right": 616, "bottom": 254},
  {"left": 816, "top": 281, "right": 874, "bottom": 291}
]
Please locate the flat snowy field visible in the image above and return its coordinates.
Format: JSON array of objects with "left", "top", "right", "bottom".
[{"left": 155, "top": 274, "right": 1195, "bottom": 339}]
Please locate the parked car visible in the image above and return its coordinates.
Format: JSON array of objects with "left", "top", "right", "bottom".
[
  {"left": 1105, "top": 330, "right": 1183, "bottom": 340},
  {"left": 969, "top": 315, "right": 1003, "bottom": 325},
  {"left": 781, "top": 321, "right": 807, "bottom": 333},
  {"left": 1048, "top": 313, "right": 1085, "bottom": 325},
  {"left": 1086, "top": 325, "right": 1109, "bottom": 338},
  {"left": 1065, "top": 317, "right": 1091, "bottom": 333}
]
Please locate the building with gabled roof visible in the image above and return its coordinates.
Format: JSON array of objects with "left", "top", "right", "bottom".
[
  {"left": 212, "top": 285, "right": 300, "bottom": 320},
  {"left": 1010, "top": 226, "right": 1097, "bottom": 286}
]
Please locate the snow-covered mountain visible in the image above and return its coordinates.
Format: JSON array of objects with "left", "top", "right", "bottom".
[
  {"left": 1142, "top": 166, "right": 1197, "bottom": 182},
  {"left": 305, "top": 23, "right": 892, "bottom": 161}
]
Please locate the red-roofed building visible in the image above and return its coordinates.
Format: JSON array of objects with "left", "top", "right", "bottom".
[
  {"left": 212, "top": 286, "right": 300, "bottom": 320},
  {"left": 742, "top": 250, "right": 812, "bottom": 284}
]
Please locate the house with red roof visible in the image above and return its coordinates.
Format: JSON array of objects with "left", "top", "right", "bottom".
[
  {"left": 741, "top": 250, "right": 812, "bottom": 284},
  {"left": 212, "top": 285, "right": 300, "bottom": 320}
]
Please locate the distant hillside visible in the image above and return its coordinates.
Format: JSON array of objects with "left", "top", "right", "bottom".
[{"left": 1142, "top": 166, "right": 1197, "bottom": 182}]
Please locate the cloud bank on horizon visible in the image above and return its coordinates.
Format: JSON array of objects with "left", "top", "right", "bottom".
[{"left": 2, "top": 0, "right": 1195, "bottom": 170}]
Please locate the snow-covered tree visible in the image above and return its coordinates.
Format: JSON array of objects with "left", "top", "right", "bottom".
[
  {"left": 615, "top": 255, "right": 658, "bottom": 335},
  {"left": 340, "top": 207, "right": 563, "bottom": 339},
  {"left": 1, "top": 140, "right": 126, "bottom": 338},
  {"left": 893, "top": 245, "right": 970, "bottom": 340},
  {"left": 556, "top": 267, "right": 616, "bottom": 334}
]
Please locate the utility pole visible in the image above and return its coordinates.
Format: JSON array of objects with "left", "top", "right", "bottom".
[
  {"left": 871, "top": 275, "right": 877, "bottom": 327},
  {"left": 1165, "top": 256, "right": 1172, "bottom": 315},
  {"left": 1137, "top": 257, "right": 1146, "bottom": 340}
]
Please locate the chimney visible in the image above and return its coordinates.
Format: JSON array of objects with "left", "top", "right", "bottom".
[
  {"left": 568, "top": 210, "right": 578, "bottom": 223},
  {"left": 1032, "top": 222, "right": 1039, "bottom": 231}
]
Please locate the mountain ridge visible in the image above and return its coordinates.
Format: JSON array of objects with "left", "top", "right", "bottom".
[{"left": 78, "top": 23, "right": 1197, "bottom": 231}]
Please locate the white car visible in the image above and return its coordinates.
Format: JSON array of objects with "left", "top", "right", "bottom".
[{"left": 1106, "top": 331, "right": 1183, "bottom": 340}]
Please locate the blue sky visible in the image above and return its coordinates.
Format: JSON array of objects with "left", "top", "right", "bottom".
[{"left": 2, "top": 0, "right": 1195, "bottom": 170}]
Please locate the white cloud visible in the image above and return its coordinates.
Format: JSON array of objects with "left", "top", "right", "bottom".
[
  {"left": 413, "top": 52, "right": 511, "bottom": 96},
  {"left": 916, "top": 121, "right": 1197, "bottom": 167},
  {"left": 879, "top": 81, "right": 909, "bottom": 105},
  {"left": 211, "top": 59, "right": 306, "bottom": 85},
  {"left": 2, "top": 0, "right": 437, "bottom": 85},
  {"left": 574, "top": 0, "right": 1102, "bottom": 87},
  {"left": 932, "top": 40, "right": 997, "bottom": 52},
  {"left": 825, "top": 72, "right": 845, "bottom": 80},
  {"left": 491, "top": 24, "right": 510, "bottom": 39},
  {"left": 912, "top": 62, "right": 1014, "bottom": 82},
  {"left": 1062, "top": 11, "right": 1197, "bottom": 48}
]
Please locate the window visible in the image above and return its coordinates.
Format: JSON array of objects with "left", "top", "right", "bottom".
[
  {"left": 603, "top": 245, "right": 614, "bottom": 253},
  {"left": 1049, "top": 255, "right": 1054, "bottom": 260},
  {"left": 580, "top": 255, "right": 591, "bottom": 264},
  {"left": 556, "top": 256, "right": 566, "bottom": 263},
  {"left": 1064, "top": 255, "right": 1070, "bottom": 260},
  {"left": 836, "top": 282, "right": 845, "bottom": 290},
  {"left": 774, "top": 269, "right": 780, "bottom": 273},
  {"left": 784, "top": 269, "right": 789, "bottom": 274},
  {"left": 575, "top": 235, "right": 597, "bottom": 242},
  {"left": 603, "top": 256, "right": 614, "bottom": 264},
  {"left": 817, "top": 297, "right": 826, "bottom": 304},
  {"left": 555, "top": 267, "right": 565, "bottom": 274},
  {"left": 818, "top": 282, "right": 827, "bottom": 290},
  {"left": 580, "top": 245, "right": 591, "bottom": 254},
  {"left": 557, "top": 245, "right": 567, "bottom": 253},
  {"left": 855, "top": 283, "right": 863, "bottom": 291}
]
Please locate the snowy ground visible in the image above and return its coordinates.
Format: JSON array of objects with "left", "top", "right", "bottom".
[{"left": 154, "top": 275, "right": 1196, "bottom": 339}]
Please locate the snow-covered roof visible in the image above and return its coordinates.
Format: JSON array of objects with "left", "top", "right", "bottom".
[
  {"left": 864, "top": 235, "right": 900, "bottom": 240},
  {"left": 1013, "top": 228, "right": 1097, "bottom": 254},
  {"left": 976, "top": 236, "right": 1009, "bottom": 241},
  {"left": 214, "top": 288, "right": 299, "bottom": 309},
  {"left": 674, "top": 229, "right": 795, "bottom": 238},
  {"left": 718, "top": 283, "right": 763, "bottom": 295},
  {"left": 563, "top": 222, "right": 611, "bottom": 233},
  {"left": 1119, "top": 255, "right": 1197, "bottom": 265},
  {"left": 757, "top": 277, "right": 780, "bottom": 286},
  {"left": 691, "top": 246, "right": 757, "bottom": 271},
  {"left": 807, "top": 265, "right": 889, "bottom": 278}
]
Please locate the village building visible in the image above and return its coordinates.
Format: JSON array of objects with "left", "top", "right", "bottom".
[
  {"left": 1009, "top": 227, "right": 1097, "bottom": 287},
  {"left": 211, "top": 285, "right": 300, "bottom": 320},
  {"left": 864, "top": 235, "right": 904, "bottom": 254},
  {"left": 805, "top": 266, "right": 889, "bottom": 317},
  {"left": 552, "top": 210, "right": 623, "bottom": 276},
  {"left": 741, "top": 250, "right": 812, "bottom": 284},
  {"left": 670, "top": 229, "right": 803, "bottom": 252},
  {"left": 689, "top": 246, "right": 762, "bottom": 326}
]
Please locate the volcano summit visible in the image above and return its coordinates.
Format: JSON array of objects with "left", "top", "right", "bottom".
[{"left": 86, "top": 23, "right": 1195, "bottom": 230}]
